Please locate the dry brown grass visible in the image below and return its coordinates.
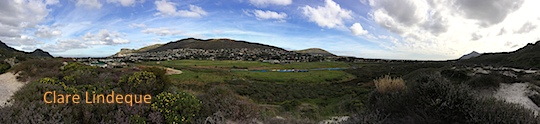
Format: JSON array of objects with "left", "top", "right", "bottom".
[{"left": 374, "top": 75, "right": 406, "bottom": 93}]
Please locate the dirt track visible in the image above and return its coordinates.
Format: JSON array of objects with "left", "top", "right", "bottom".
[{"left": 0, "top": 72, "right": 25, "bottom": 106}]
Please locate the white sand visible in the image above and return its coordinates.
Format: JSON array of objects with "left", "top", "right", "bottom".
[
  {"left": 165, "top": 67, "right": 182, "bottom": 75},
  {"left": 0, "top": 72, "right": 25, "bottom": 106},
  {"left": 493, "top": 83, "right": 540, "bottom": 114}
]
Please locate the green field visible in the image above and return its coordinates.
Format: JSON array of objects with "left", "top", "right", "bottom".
[
  {"left": 144, "top": 60, "right": 351, "bottom": 69},
  {"left": 142, "top": 60, "right": 356, "bottom": 84}
]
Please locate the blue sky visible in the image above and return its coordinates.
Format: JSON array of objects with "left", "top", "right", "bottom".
[{"left": 1, "top": 0, "right": 540, "bottom": 60}]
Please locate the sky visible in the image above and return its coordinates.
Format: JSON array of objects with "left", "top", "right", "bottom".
[{"left": 1, "top": 0, "right": 540, "bottom": 60}]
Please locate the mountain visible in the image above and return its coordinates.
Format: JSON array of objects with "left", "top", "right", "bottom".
[
  {"left": 295, "top": 48, "right": 336, "bottom": 56},
  {"left": 0, "top": 40, "right": 53, "bottom": 59},
  {"left": 0, "top": 41, "right": 22, "bottom": 52},
  {"left": 458, "top": 40, "right": 540, "bottom": 69},
  {"left": 146, "top": 38, "right": 286, "bottom": 52},
  {"left": 458, "top": 51, "right": 481, "bottom": 60},
  {"left": 29, "top": 49, "right": 53, "bottom": 58},
  {"left": 113, "top": 44, "right": 163, "bottom": 57}
]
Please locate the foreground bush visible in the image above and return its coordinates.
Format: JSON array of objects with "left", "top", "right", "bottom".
[
  {"left": 0, "top": 61, "right": 10, "bottom": 74},
  {"left": 346, "top": 73, "right": 539, "bottom": 123},
  {"left": 11, "top": 59, "right": 63, "bottom": 82},
  {"left": 152, "top": 91, "right": 201, "bottom": 123},
  {"left": 198, "top": 86, "right": 260, "bottom": 122}
]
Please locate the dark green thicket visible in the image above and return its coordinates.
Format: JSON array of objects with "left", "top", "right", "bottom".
[
  {"left": 0, "top": 61, "right": 10, "bottom": 74},
  {"left": 197, "top": 86, "right": 260, "bottom": 122}
]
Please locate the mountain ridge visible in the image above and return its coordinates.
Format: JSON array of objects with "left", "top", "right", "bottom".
[
  {"left": 146, "top": 38, "right": 287, "bottom": 52},
  {"left": 458, "top": 40, "right": 540, "bottom": 69},
  {"left": 0, "top": 40, "right": 53, "bottom": 58},
  {"left": 294, "top": 48, "right": 336, "bottom": 57}
]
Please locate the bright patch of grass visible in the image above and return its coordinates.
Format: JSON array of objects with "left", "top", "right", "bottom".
[{"left": 374, "top": 75, "right": 406, "bottom": 93}]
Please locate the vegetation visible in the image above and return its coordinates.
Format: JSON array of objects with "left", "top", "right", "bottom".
[
  {"left": 152, "top": 91, "right": 201, "bottom": 123},
  {"left": 144, "top": 60, "right": 350, "bottom": 70},
  {"left": 0, "top": 61, "right": 10, "bottom": 74},
  {"left": 373, "top": 75, "right": 405, "bottom": 94},
  {"left": 346, "top": 72, "right": 539, "bottom": 123},
  {"left": 2, "top": 57, "right": 539, "bottom": 123}
]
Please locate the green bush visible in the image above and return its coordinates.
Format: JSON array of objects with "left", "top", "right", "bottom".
[
  {"left": 466, "top": 74, "right": 501, "bottom": 89},
  {"left": 119, "top": 71, "right": 164, "bottom": 95},
  {"left": 12, "top": 59, "right": 63, "bottom": 82},
  {"left": 0, "top": 61, "right": 10, "bottom": 74},
  {"left": 151, "top": 91, "right": 202, "bottom": 124},
  {"left": 198, "top": 86, "right": 260, "bottom": 122}
]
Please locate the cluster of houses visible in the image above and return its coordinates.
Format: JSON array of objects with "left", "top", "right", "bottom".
[{"left": 114, "top": 48, "right": 333, "bottom": 62}]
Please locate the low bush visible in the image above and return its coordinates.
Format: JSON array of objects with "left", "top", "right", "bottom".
[
  {"left": 466, "top": 74, "right": 501, "bottom": 89},
  {"left": 11, "top": 59, "right": 63, "bottom": 82},
  {"left": 373, "top": 75, "right": 405, "bottom": 94},
  {"left": 0, "top": 61, "right": 10, "bottom": 74},
  {"left": 119, "top": 71, "right": 164, "bottom": 95},
  {"left": 152, "top": 91, "right": 202, "bottom": 124},
  {"left": 198, "top": 86, "right": 260, "bottom": 122}
]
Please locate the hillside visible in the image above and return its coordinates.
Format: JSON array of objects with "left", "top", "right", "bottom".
[
  {"left": 458, "top": 51, "right": 481, "bottom": 60},
  {"left": 295, "top": 48, "right": 336, "bottom": 56},
  {"left": 458, "top": 40, "right": 540, "bottom": 68},
  {"left": 0, "top": 41, "right": 53, "bottom": 59},
  {"left": 113, "top": 44, "right": 163, "bottom": 57},
  {"left": 146, "top": 38, "right": 286, "bottom": 52}
]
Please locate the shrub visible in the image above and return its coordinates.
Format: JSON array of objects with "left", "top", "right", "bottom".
[
  {"left": 119, "top": 71, "right": 164, "bottom": 95},
  {"left": 373, "top": 75, "right": 406, "bottom": 94},
  {"left": 151, "top": 91, "right": 202, "bottom": 124},
  {"left": 198, "top": 86, "right": 260, "bottom": 122},
  {"left": 11, "top": 59, "right": 63, "bottom": 82},
  {"left": 0, "top": 61, "right": 10, "bottom": 74},
  {"left": 466, "top": 74, "right": 501, "bottom": 89}
]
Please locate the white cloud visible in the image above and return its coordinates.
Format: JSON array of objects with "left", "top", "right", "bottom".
[
  {"left": 129, "top": 23, "right": 147, "bottom": 28},
  {"left": 1, "top": 35, "right": 43, "bottom": 46},
  {"left": 350, "top": 23, "right": 368, "bottom": 35},
  {"left": 42, "top": 39, "right": 89, "bottom": 52},
  {"left": 367, "top": 0, "right": 540, "bottom": 60},
  {"left": 45, "top": 0, "right": 59, "bottom": 5},
  {"left": 301, "top": 0, "right": 353, "bottom": 29},
  {"left": 0, "top": 0, "right": 54, "bottom": 47},
  {"left": 76, "top": 0, "right": 103, "bottom": 9},
  {"left": 34, "top": 25, "right": 62, "bottom": 38},
  {"left": 83, "top": 29, "right": 129, "bottom": 45},
  {"left": 107, "top": 0, "right": 143, "bottom": 7},
  {"left": 250, "top": 10, "right": 287, "bottom": 21},
  {"left": 154, "top": 0, "right": 207, "bottom": 18},
  {"left": 42, "top": 39, "right": 90, "bottom": 52},
  {"left": 142, "top": 27, "right": 182, "bottom": 36},
  {"left": 249, "top": 0, "right": 292, "bottom": 7}
]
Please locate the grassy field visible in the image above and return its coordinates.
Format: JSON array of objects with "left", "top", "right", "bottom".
[
  {"left": 143, "top": 60, "right": 351, "bottom": 70},
  {"left": 142, "top": 60, "right": 356, "bottom": 84},
  {"left": 139, "top": 60, "right": 364, "bottom": 120}
]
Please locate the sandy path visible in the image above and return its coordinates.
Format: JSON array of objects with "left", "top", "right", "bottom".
[
  {"left": 0, "top": 72, "right": 25, "bottom": 106},
  {"left": 165, "top": 67, "right": 182, "bottom": 75},
  {"left": 493, "top": 83, "right": 540, "bottom": 114}
]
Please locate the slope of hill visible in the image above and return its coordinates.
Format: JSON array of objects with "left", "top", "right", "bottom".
[
  {"left": 295, "top": 48, "right": 336, "bottom": 56},
  {"left": 113, "top": 44, "right": 163, "bottom": 57},
  {"left": 459, "top": 51, "right": 481, "bottom": 60},
  {"left": 29, "top": 49, "right": 53, "bottom": 58},
  {"left": 459, "top": 40, "right": 540, "bottom": 68},
  {"left": 146, "top": 38, "right": 286, "bottom": 52},
  {"left": 0, "top": 40, "right": 53, "bottom": 59}
]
